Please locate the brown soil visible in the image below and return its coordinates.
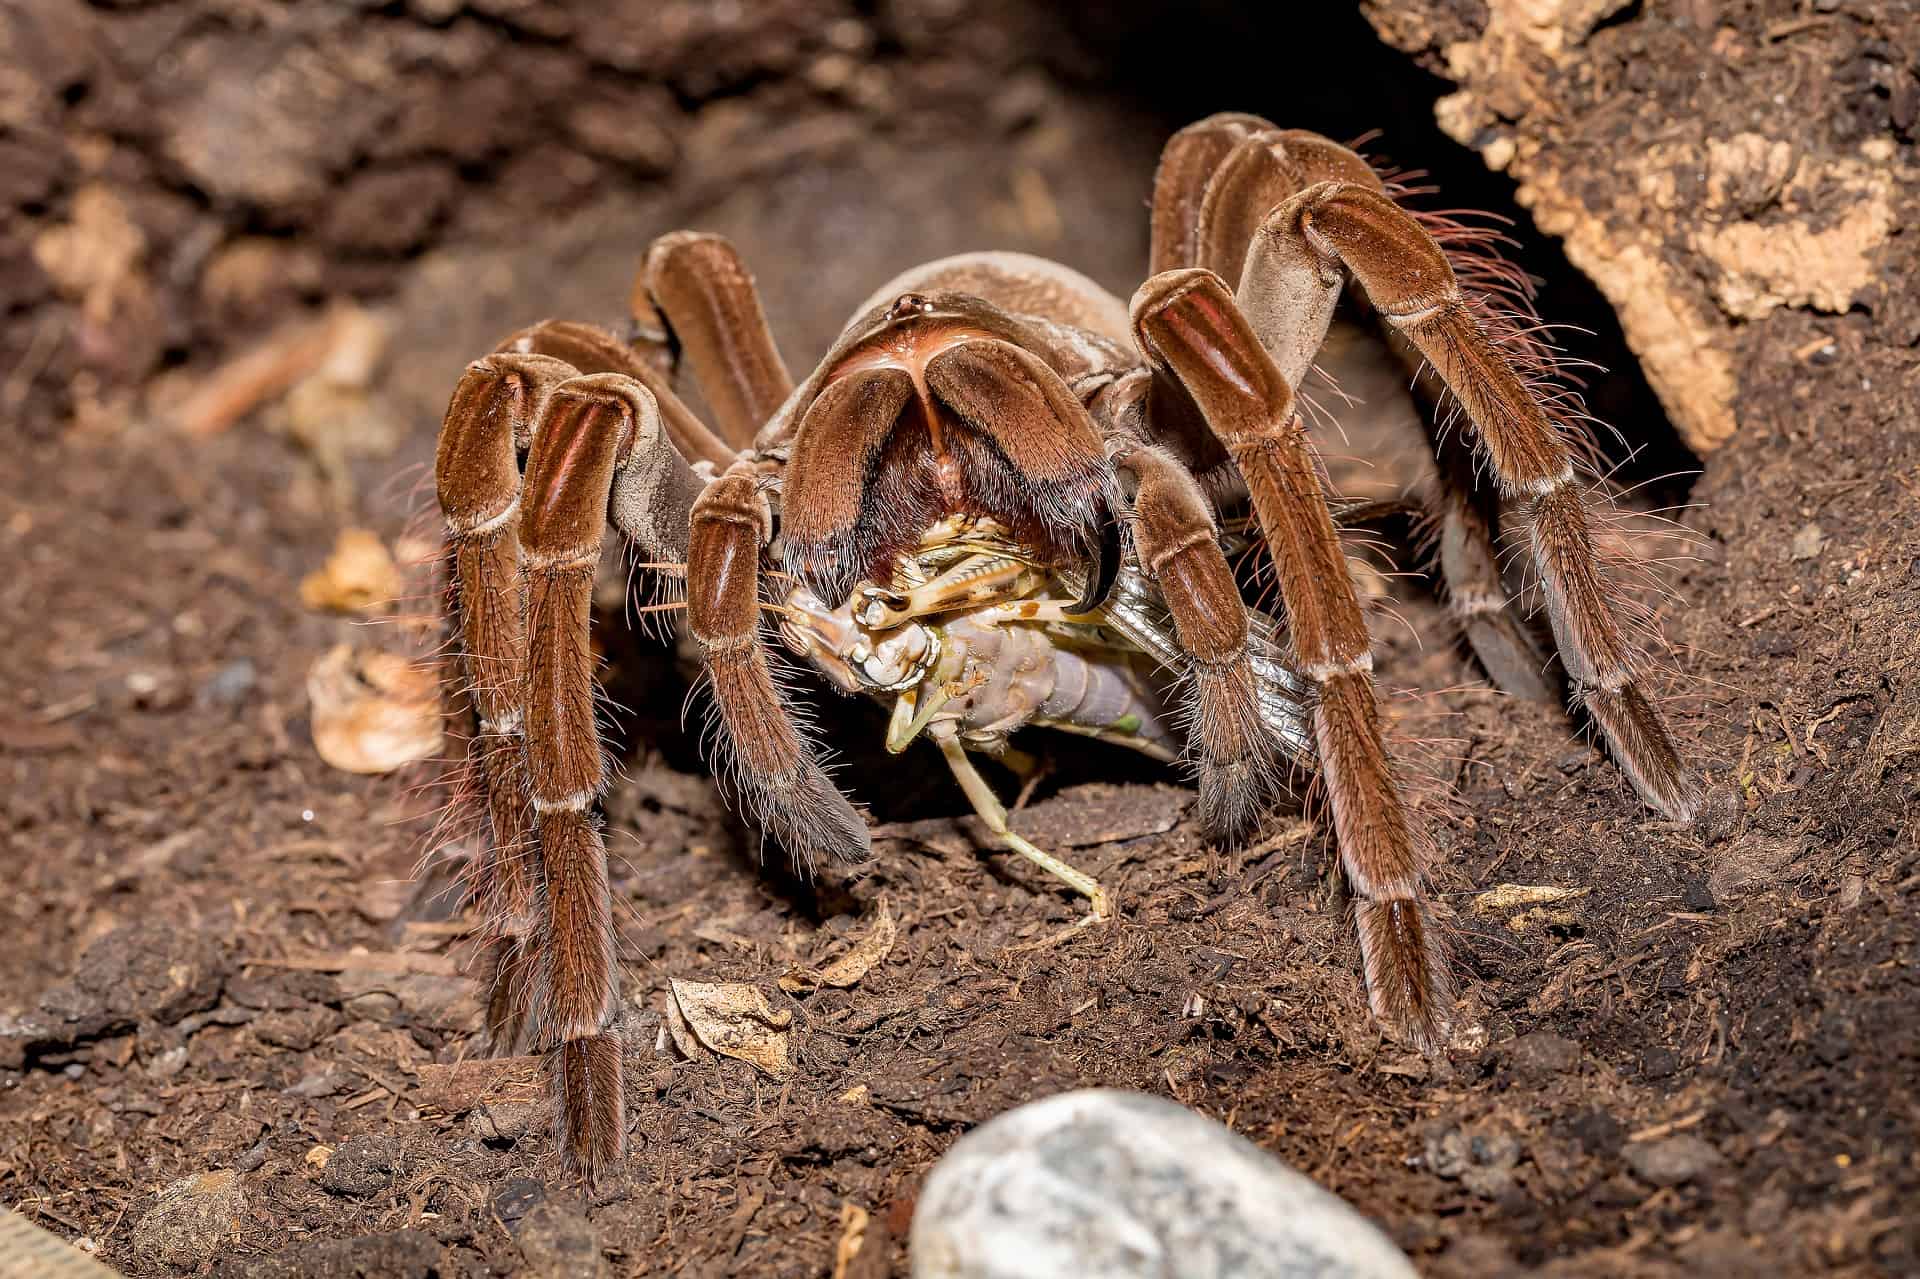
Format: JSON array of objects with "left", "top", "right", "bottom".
[{"left": 3, "top": 3, "right": 1916, "bottom": 1277}]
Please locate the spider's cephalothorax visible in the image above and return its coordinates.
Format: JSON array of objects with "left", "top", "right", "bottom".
[{"left": 432, "top": 114, "right": 1698, "bottom": 1179}]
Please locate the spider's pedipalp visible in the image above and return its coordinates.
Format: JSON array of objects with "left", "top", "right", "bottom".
[
  {"left": 688, "top": 463, "right": 872, "bottom": 870},
  {"left": 1107, "top": 434, "right": 1284, "bottom": 840}
]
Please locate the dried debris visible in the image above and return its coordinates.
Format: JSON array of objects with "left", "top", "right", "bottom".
[
  {"left": 666, "top": 979, "right": 793, "bottom": 1078},
  {"left": 300, "top": 528, "right": 404, "bottom": 615},
  {"left": 306, "top": 644, "right": 442, "bottom": 774},
  {"left": 129, "top": 1170, "right": 248, "bottom": 1273},
  {"left": 1469, "top": 882, "right": 1591, "bottom": 932},
  {"left": 781, "top": 899, "right": 898, "bottom": 993}
]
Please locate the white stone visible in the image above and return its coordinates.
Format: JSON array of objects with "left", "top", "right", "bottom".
[{"left": 911, "top": 1090, "right": 1418, "bottom": 1279}]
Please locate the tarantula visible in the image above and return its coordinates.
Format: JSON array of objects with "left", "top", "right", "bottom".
[{"left": 431, "top": 113, "right": 1697, "bottom": 1179}]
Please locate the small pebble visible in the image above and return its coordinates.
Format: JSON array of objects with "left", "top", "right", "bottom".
[
  {"left": 1640, "top": 1046, "right": 1681, "bottom": 1080},
  {"left": 1503, "top": 1031, "right": 1582, "bottom": 1081},
  {"left": 1624, "top": 1134, "right": 1723, "bottom": 1187},
  {"left": 1565, "top": 1108, "right": 1624, "bottom": 1157},
  {"left": 197, "top": 658, "right": 258, "bottom": 708},
  {"left": 514, "top": 1198, "right": 610, "bottom": 1279},
  {"left": 492, "top": 1177, "right": 546, "bottom": 1227},
  {"left": 147, "top": 1045, "right": 189, "bottom": 1080},
  {"left": 1423, "top": 1121, "right": 1522, "bottom": 1200}
]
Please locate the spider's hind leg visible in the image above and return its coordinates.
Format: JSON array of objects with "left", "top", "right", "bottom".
[
  {"left": 1156, "top": 118, "right": 1695, "bottom": 820},
  {"left": 1238, "top": 176, "right": 1696, "bottom": 819}
]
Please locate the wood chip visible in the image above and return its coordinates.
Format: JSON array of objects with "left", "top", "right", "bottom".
[
  {"left": 251, "top": 950, "right": 457, "bottom": 976},
  {"left": 1469, "top": 883, "right": 1592, "bottom": 915},
  {"left": 411, "top": 1057, "right": 543, "bottom": 1117},
  {"left": 166, "top": 308, "right": 346, "bottom": 438},
  {"left": 831, "top": 1201, "right": 869, "bottom": 1279}
]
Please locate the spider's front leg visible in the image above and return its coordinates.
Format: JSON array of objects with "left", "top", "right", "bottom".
[
  {"left": 1133, "top": 272, "right": 1450, "bottom": 1047},
  {"left": 442, "top": 353, "right": 708, "bottom": 1179},
  {"left": 516, "top": 375, "right": 679, "bottom": 1176},
  {"left": 436, "top": 351, "right": 578, "bottom": 1055}
]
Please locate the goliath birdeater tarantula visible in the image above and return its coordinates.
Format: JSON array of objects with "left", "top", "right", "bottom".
[{"left": 431, "top": 113, "right": 1698, "bottom": 1178}]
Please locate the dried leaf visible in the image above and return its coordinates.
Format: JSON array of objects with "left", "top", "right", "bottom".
[
  {"left": 1505, "top": 906, "right": 1586, "bottom": 934},
  {"left": 307, "top": 644, "right": 441, "bottom": 774},
  {"left": 31, "top": 185, "right": 145, "bottom": 324},
  {"left": 301, "top": 529, "right": 402, "bottom": 615},
  {"left": 667, "top": 980, "right": 792, "bottom": 1077},
  {"left": 781, "top": 899, "right": 897, "bottom": 993},
  {"left": 663, "top": 986, "right": 700, "bottom": 1061}
]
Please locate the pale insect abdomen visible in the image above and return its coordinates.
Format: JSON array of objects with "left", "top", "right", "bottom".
[{"left": 773, "top": 516, "right": 1307, "bottom": 768}]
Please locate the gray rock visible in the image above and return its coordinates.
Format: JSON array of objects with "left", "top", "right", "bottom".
[
  {"left": 197, "top": 659, "right": 257, "bottom": 708},
  {"left": 1624, "top": 1134, "right": 1723, "bottom": 1187},
  {"left": 911, "top": 1089, "right": 1417, "bottom": 1279}
]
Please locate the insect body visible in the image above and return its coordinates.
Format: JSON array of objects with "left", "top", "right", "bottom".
[{"left": 771, "top": 515, "right": 1313, "bottom": 916}]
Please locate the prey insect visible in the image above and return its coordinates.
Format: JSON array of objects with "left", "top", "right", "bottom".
[
  {"left": 773, "top": 512, "right": 1315, "bottom": 921},
  {"left": 430, "top": 113, "right": 1698, "bottom": 1179}
]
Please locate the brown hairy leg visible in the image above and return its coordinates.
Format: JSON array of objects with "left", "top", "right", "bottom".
[
  {"left": 515, "top": 371, "right": 704, "bottom": 1178},
  {"left": 1414, "top": 374, "right": 1558, "bottom": 702},
  {"left": 440, "top": 287, "right": 736, "bottom": 1059},
  {"left": 1105, "top": 430, "right": 1284, "bottom": 841},
  {"left": 686, "top": 460, "right": 871, "bottom": 868},
  {"left": 643, "top": 231, "right": 795, "bottom": 450},
  {"left": 1236, "top": 176, "right": 1697, "bottom": 820},
  {"left": 497, "top": 317, "right": 736, "bottom": 469},
  {"left": 1154, "top": 114, "right": 1693, "bottom": 818},
  {"left": 1133, "top": 269, "right": 1451, "bottom": 1048},
  {"left": 435, "top": 351, "right": 577, "bottom": 1054}
]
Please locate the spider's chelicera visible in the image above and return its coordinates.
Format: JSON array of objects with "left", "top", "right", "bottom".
[{"left": 432, "top": 113, "right": 1698, "bottom": 1178}]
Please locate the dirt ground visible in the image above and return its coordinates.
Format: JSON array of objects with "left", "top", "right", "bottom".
[{"left": 2, "top": 2, "right": 1917, "bottom": 1277}]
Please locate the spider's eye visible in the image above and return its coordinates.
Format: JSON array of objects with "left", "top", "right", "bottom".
[{"left": 886, "top": 292, "right": 934, "bottom": 321}]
